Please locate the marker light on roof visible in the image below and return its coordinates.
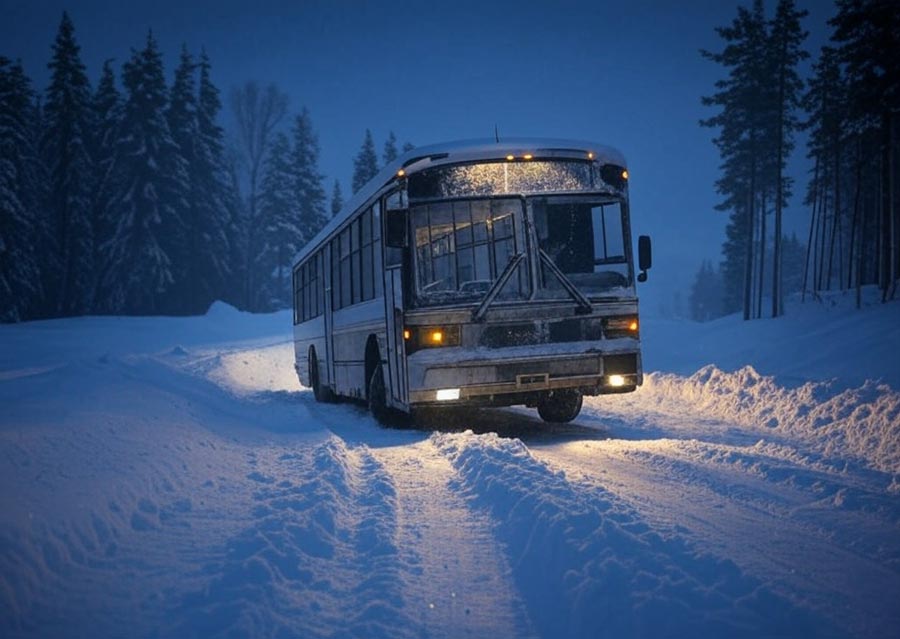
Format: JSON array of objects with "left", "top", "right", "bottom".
[
  {"left": 523, "top": 154, "right": 533, "bottom": 160},
  {"left": 506, "top": 155, "right": 514, "bottom": 161},
  {"left": 588, "top": 152, "right": 595, "bottom": 159},
  {"left": 622, "top": 170, "right": 629, "bottom": 179},
  {"left": 397, "top": 169, "right": 405, "bottom": 177}
]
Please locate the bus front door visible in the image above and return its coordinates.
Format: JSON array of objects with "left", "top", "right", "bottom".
[{"left": 383, "top": 264, "right": 408, "bottom": 410}]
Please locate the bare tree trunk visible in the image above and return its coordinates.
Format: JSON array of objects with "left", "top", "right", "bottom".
[
  {"left": 826, "top": 139, "right": 841, "bottom": 290},
  {"left": 802, "top": 155, "right": 820, "bottom": 302},
  {"left": 773, "top": 56, "right": 786, "bottom": 318},
  {"left": 758, "top": 192, "right": 767, "bottom": 319},
  {"left": 817, "top": 170, "right": 829, "bottom": 292},
  {"left": 848, "top": 136, "right": 862, "bottom": 291},
  {"left": 888, "top": 111, "right": 897, "bottom": 301},
  {"left": 744, "top": 157, "right": 756, "bottom": 321}
]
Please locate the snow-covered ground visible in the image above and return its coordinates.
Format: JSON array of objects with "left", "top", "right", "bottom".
[{"left": 1, "top": 291, "right": 898, "bottom": 638}]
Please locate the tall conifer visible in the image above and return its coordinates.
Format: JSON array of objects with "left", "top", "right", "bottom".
[
  {"left": 352, "top": 129, "right": 378, "bottom": 193},
  {"left": 0, "top": 58, "right": 44, "bottom": 321},
  {"left": 42, "top": 12, "right": 94, "bottom": 315},
  {"left": 102, "top": 32, "right": 186, "bottom": 314}
]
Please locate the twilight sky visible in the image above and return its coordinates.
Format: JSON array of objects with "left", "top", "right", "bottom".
[{"left": 2, "top": 0, "right": 832, "bottom": 314}]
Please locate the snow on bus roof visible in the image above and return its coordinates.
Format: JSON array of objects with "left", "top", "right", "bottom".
[{"left": 292, "top": 138, "right": 626, "bottom": 267}]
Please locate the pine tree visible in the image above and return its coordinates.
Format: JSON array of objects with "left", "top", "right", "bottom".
[
  {"left": 767, "top": 0, "right": 808, "bottom": 317},
  {"left": 701, "top": 0, "right": 774, "bottom": 319},
  {"left": 383, "top": 130, "right": 398, "bottom": 165},
  {"left": 166, "top": 45, "right": 199, "bottom": 312},
  {"left": 89, "top": 59, "right": 121, "bottom": 311},
  {"left": 830, "top": 0, "right": 900, "bottom": 300},
  {"left": 0, "top": 58, "right": 44, "bottom": 321},
  {"left": 42, "top": 11, "right": 94, "bottom": 316},
  {"left": 291, "top": 108, "right": 327, "bottom": 253},
  {"left": 254, "top": 132, "right": 294, "bottom": 310},
  {"left": 331, "top": 179, "right": 343, "bottom": 217},
  {"left": 195, "top": 49, "right": 233, "bottom": 311},
  {"left": 402, "top": 142, "right": 415, "bottom": 153},
  {"left": 101, "top": 32, "right": 187, "bottom": 314},
  {"left": 352, "top": 128, "right": 378, "bottom": 193}
]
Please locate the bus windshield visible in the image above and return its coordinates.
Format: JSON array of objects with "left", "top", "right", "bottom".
[
  {"left": 410, "top": 196, "right": 630, "bottom": 308},
  {"left": 533, "top": 197, "right": 630, "bottom": 298},
  {"left": 411, "top": 198, "right": 531, "bottom": 307}
]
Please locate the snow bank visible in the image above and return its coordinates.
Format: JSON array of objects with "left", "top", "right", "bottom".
[
  {"left": 642, "top": 288, "right": 900, "bottom": 389},
  {"left": 433, "top": 431, "right": 836, "bottom": 639},
  {"left": 608, "top": 365, "right": 900, "bottom": 476}
]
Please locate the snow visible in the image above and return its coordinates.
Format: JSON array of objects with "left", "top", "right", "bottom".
[{"left": 1, "top": 289, "right": 899, "bottom": 638}]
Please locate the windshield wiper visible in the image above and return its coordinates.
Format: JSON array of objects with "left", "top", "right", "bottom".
[
  {"left": 471, "top": 252, "right": 525, "bottom": 322},
  {"left": 538, "top": 249, "right": 593, "bottom": 314}
]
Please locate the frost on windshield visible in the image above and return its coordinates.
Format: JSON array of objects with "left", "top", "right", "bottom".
[
  {"left": 534, "top": 198, "right": 630, "bottom": 298},
  {"left": 412, "top": 199, "right": 530, "bottom": 306},
  {"left": 409, "top": 161, "right": 594, "bottom": 199}
]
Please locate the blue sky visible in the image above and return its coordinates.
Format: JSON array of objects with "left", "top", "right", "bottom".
[{"left": 2, "top": 0, "right": 833, "bottom": 313}]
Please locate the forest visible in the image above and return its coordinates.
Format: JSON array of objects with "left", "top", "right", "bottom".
[
  {"left": 1, "top": 0, "right": 898, "bottom": 324},
  {"left": 0, "top": 13, "right": 408, "bottom": 321},
  {"left": 691, "top": 0, "right": 900, "bottom": 322}
]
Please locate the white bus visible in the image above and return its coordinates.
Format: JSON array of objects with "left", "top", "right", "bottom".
[{"left": 291, "top": 139, "right": 652, "bottom": 424}]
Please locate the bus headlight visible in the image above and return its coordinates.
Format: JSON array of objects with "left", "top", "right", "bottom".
[{"left": 404, "top": 325, "right": 461, "bottom": 353}]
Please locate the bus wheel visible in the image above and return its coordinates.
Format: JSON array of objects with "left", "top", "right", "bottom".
[
  {"left": 309, "top": 350, "right": 333, "bottom": 403},
  {"left": 368, "top": 365, "right": 390, "bottom": 424},
  {"left": 537, "top": 390, "right": 583, "bottom": 423}
]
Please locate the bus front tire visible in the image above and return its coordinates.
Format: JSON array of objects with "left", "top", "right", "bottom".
[
  {"left": 368, "top": 365, "right": 390, "bottom": 424},
  {"left": 537, "top": 390, "right": 583, "bottom": 423}
]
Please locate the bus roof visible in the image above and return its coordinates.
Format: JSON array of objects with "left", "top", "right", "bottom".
[{"left": 292, "top": 138, "right": 626, "bottom": 267}]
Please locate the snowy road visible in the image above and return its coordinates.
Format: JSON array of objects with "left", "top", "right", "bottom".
[{"left": 2, "top": 307, "right": 899, "bottom": 638}]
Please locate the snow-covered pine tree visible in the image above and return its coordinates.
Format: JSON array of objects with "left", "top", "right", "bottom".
[
  {"left": 89, "top": 59, "right": 121, "bottom": 312},
  {"left": 42, "top": 11, "right": 95, "bottom": 316},
  {"left": 383, "top": 130, "right": 398, "bottom": 165},
  {"left": 101, "top": 32, "right": 188, "bottom": 315},
  {"left": 352, "top": 129, "right": 378, "bottom": 193},
  {"left": 166, "top": 45, "right": 202, "bottom": 313},
  {"left": 292, "top": 108, "right": 328, "bottom": 244},
  {"left": 165, "top": 47, "right": 231, "bottom": 314},
  {"left": 219, "top": 147, "right": 246, "bottom": 310},
  {"left": 0, "top": 58, "right": 44, "bottom": 322},
  {"left": 195, "top": 50, "right": 234, "bottom": 312},
  {"left": 254, "top": 132, "right": 295, "bottom": 310},
  {"left": 331, "top": 179, "right": 343, "bottom": 217}
]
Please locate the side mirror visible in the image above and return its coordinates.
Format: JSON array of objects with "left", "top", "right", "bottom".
[
  {"left": 385, "top": 209, "right": 408, "bottom": 248},
  {"left": 637, "top": 235, "right": 652, "bottom": 282}
]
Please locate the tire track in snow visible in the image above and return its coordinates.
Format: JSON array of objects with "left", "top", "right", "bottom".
[
  {"left": 528, "top": 436, "right": 900, "bottom": 639},
  {"left": 433, "top": 430, "right": 843, "bottom": 639},
  {"left": 366, "top": 438, "right": 537, "bottom": 639},
  {"left": 170, "top": 436, "right": 415, "bottom": 639}
]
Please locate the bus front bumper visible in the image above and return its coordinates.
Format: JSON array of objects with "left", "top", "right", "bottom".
[{"left": 406, "top": 342, "right": 641, "bottom": 406}]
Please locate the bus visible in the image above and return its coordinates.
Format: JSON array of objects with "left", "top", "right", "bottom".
[{"left": 291, "top": 138, "right": 652, "bottom": 424}]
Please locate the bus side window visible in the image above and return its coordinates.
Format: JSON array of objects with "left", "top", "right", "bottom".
[
  {"left": 331, "top": 237, "right": 340, "bottom": 310},
  {"left": 373, "top": 202, "right": 384, "bottom": 296},
  {"left": 292, "top": 267, "right": 300, "bottom": 324}
]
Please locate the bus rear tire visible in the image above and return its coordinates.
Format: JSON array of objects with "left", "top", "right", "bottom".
[
  {"left": 537, "top": 390, "right": 583, "bottom": 423},
  {"left": 309, "top": 350, "right": 334, "bottom": 403},
  {"left": 368, "top": 365, "right": 391, "bottom": 424}
]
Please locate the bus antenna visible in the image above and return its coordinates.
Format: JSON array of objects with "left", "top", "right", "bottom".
[{"left": 494, "top": 125, "right": 500, "bottom": 143}]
